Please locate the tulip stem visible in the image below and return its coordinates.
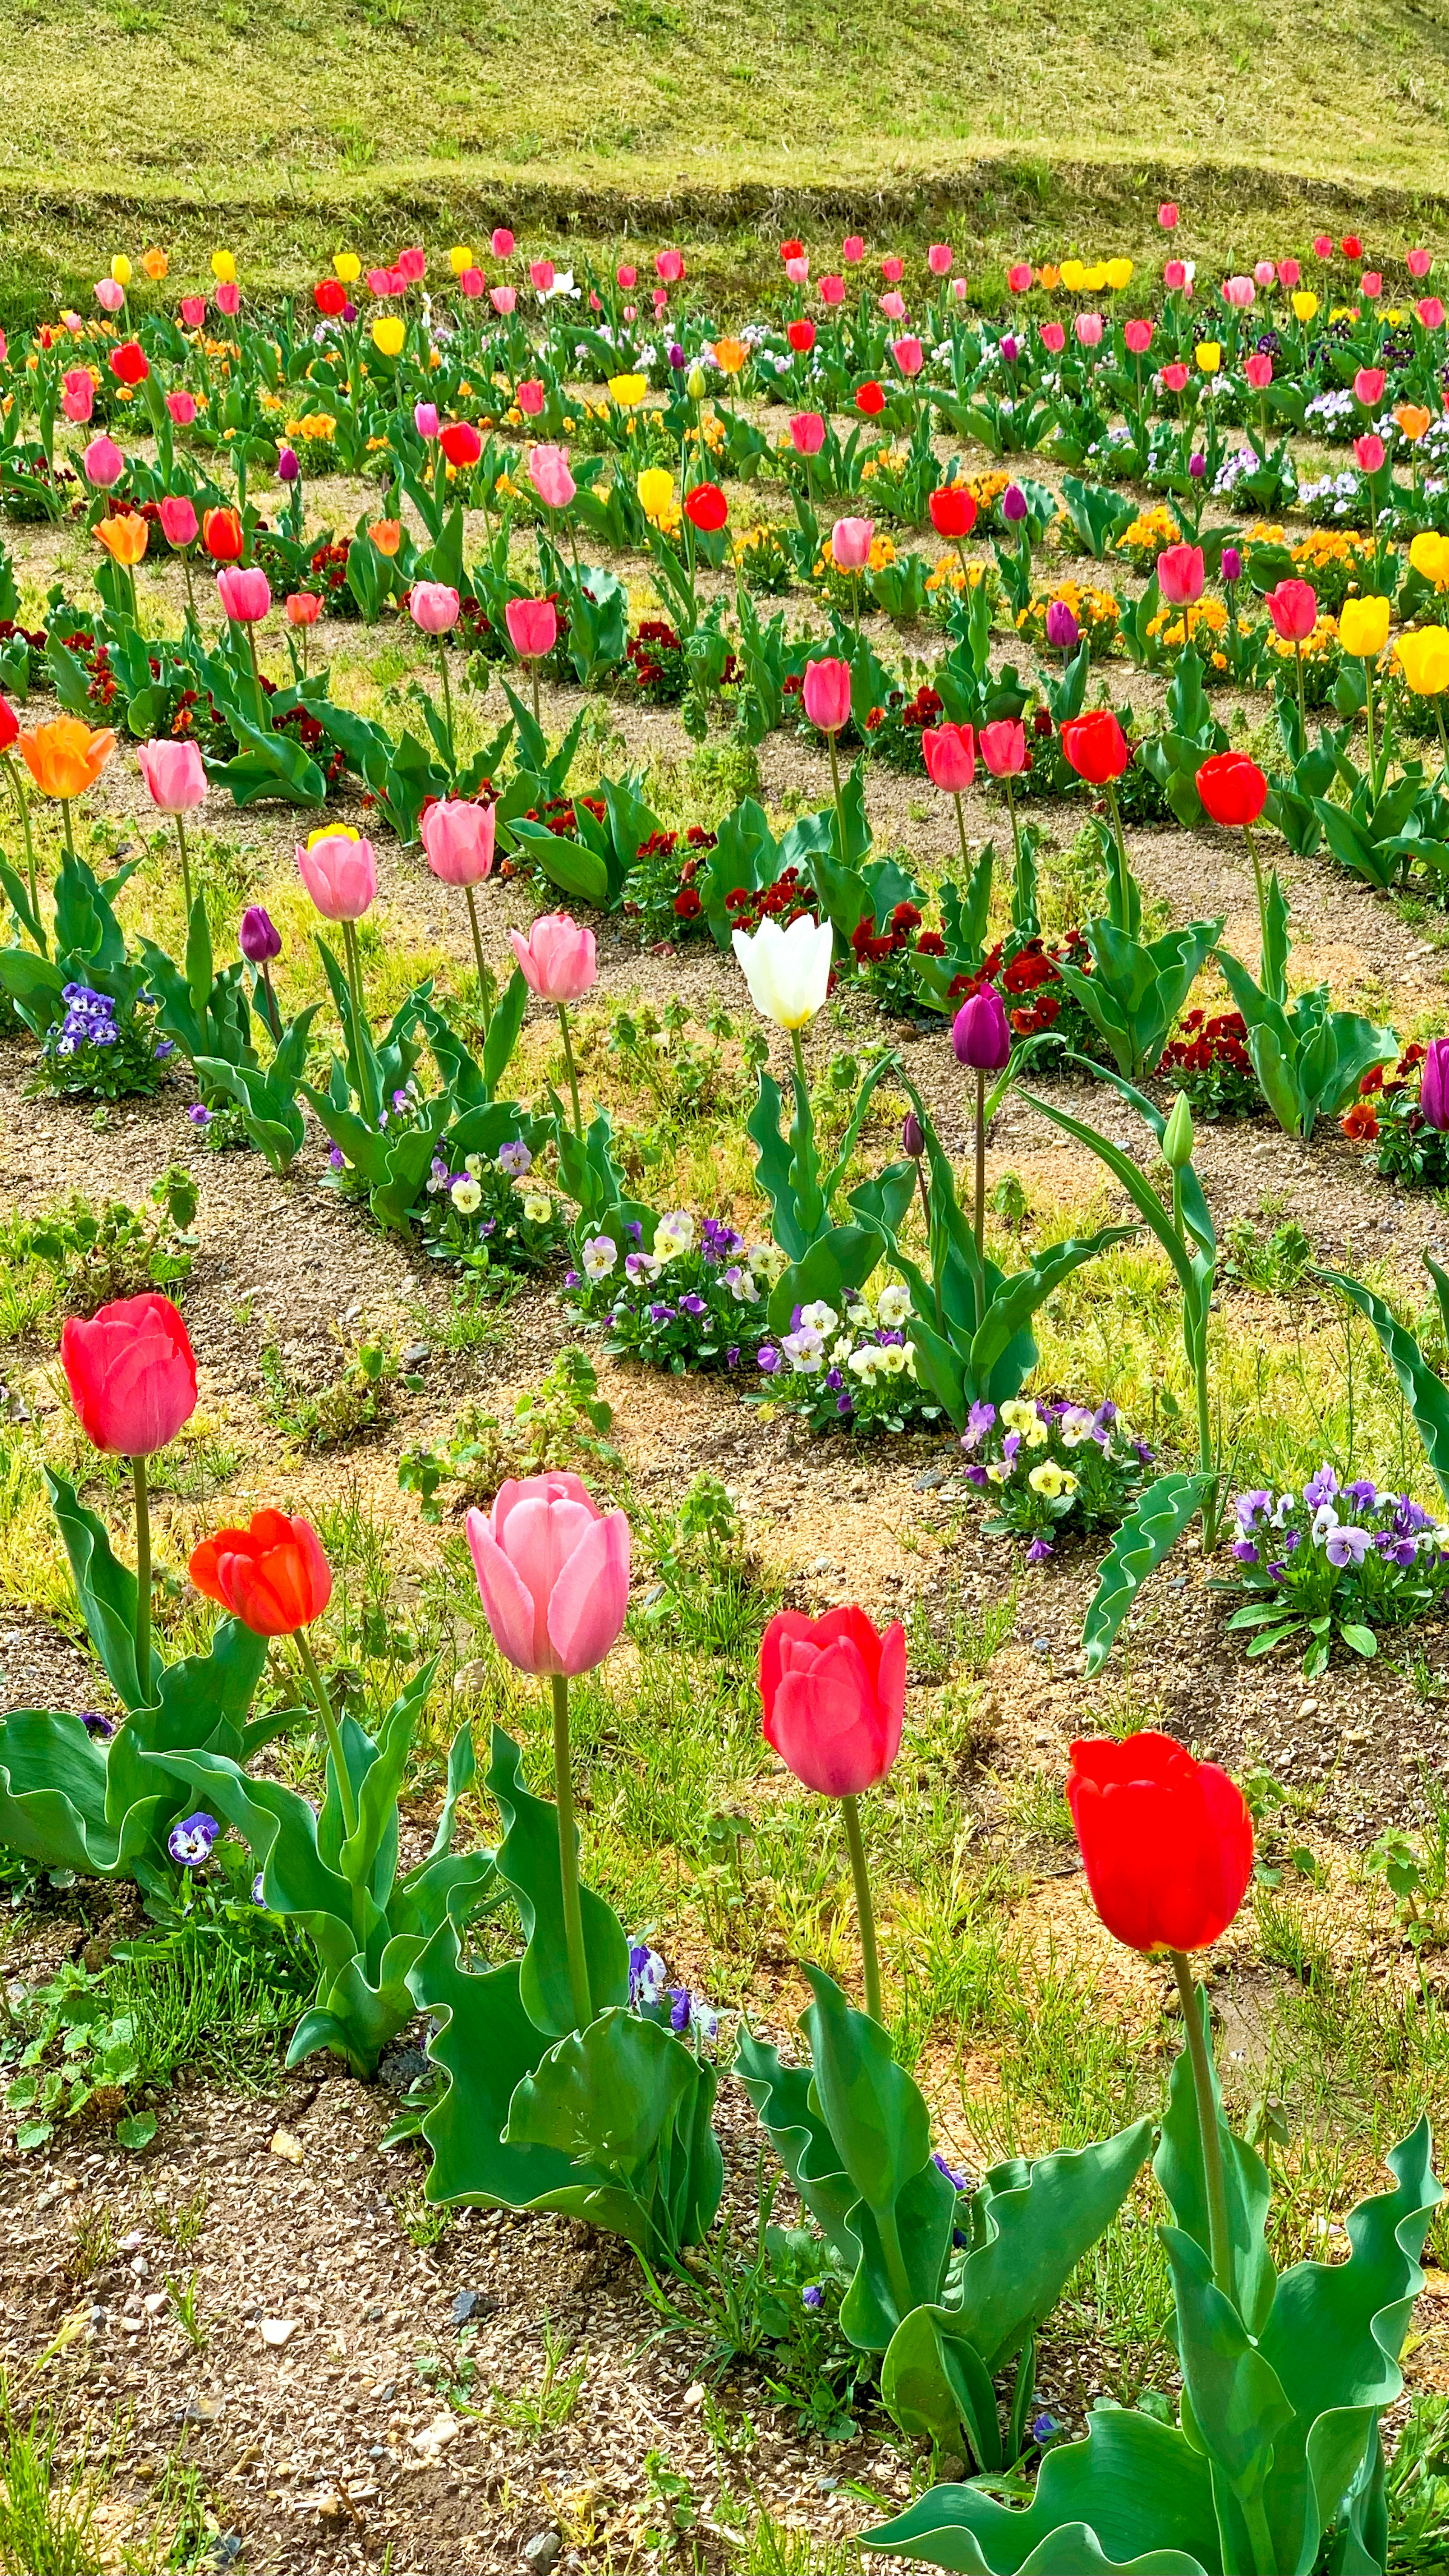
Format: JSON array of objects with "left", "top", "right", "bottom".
[
  {"left": 841, "top": 1793, "right": 882, "bottom": 2025},
  {"left": 1169, "top": 1949, "right": 1234, "bottom": 2307},
  {"left": 295, "top": 1626, "right": 359, "bottom": 1850},
  {"left": 341, "top": 917, "right": 378, "bottom": 1127},
  {"left": 825, "top": 727, "right": 850, "bottom": 864},
  {"left": 258, "top": 959, "right": 282, "bottom": 1045},
  {"left": 974, "top": 1070, "right": 988, "bottom": 1262},
  {"left": 1363, "top": 666, "right": 1378, "bottom": 799},
  {"left": 1292, "top": 639, "right": 1306, "bottom": 750},
  {"left": 552, "top": 1673, "right": 594, "bottom": 2033},
  {"left": 173, "top": 811, "right": 194, "bottom": 921},
  {"left": 915, "top": 1160, "right": 944, "bottom": 1335},
  {"left": 244, "top": 626, "right": 266, "bottom": 732},
  {"left": 1241, "top": 821, "right": 1278, "bottom": 1000},
  {"left": 1435, "top": 701, "right": 1449, "bottom": 793},
  {"left": 3, "top": 758, "right": 37, "bottom": 926},
  {"left": 464, "top": 885, "right": 492, "bottom": 1040},
  {"left": 557, "top": 1003, "right": 584, "bottom": 1138},
  {"left": 60, "top": 798, "right": 75, "bottom": 863},
  {"left": 435, "top": 639, "right": 456, "bottom": 781},
  {"left": 531, "top": 659, "right": 541, "bottom": 734},
  {"left": 1104, "top": 782, "right": 1131, "bottom": 928},
  {"left": 180, "top": 553, "right": 199, "bottom": 632},
  {"left": 130, "top": 1453, "right": 152, "bottom": 1702}
]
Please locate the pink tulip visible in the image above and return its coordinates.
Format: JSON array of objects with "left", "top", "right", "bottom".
[
  {"left": 215, "top": 281, "right": 239, "bottom": 316},
  {"left": 655, "top": 248, "right": 684, "bottom": 283},
  {"left": 1264, "top": 578, "right": 1317, "bottom": 643},
  {"left": 1354, "top": 366, "right": 1385, "bottom": 406},
  {"left": 1253, "top": 260, "right": 1275, "bottom": 287},
  {"left": 509, "top": 912, "right": 597, "bottom": 1003},
  {"left": 1158, "top": 202, "right": 1179, "bottom": 229},
  {"left": 296, "top": 829, "right": 376, "bottom": 922},
  {"left": 409, "top": 582, "right": 460, "bottom": 635},
  {"left": 892, "top": 334, "right": 924, "bottom": 376},
  {"left": 94, "top": 278, "right": 125, "bottom": 313},
  {"left": 528, "top": 444, "right": 575, "bottom": 509},
  {"left": 1222, "top": 275, "right": 1255, "bottom": 308},
  {"left": 831, "top": 516, "right": 874, "bottom": 572},
  {"left": 652, "top": 288, "right": 668, "bottom": 313},
  {"left": 179, "top": 295, "right": 206, "bottom": 328},
  {"left": 414, "top": 401, "right": 440, "bottom": 439},
  {"left": 789, "top": 412, "right": 826, "bottom": 455},
  {"left": 842, "top": 235, "right": 865, "bottom": 263},
  {"left": 1008, "top": 263, "right": 1033, "bottom": 293},
  {"left": 819, "top": 274, "right": 845, "bottom": 306},
  {"left": 616, "top": 263, "right": 637, "bottom": 288},
  {"left": 366, "top": 268, "right": 392, "bottom": 296},
  {"left": 1361, "top": 271, "right": 1383, "bottom": 299},
  {"left": 516, "top": 377, "right": 546, "bottom": 415},
  {"left": 492, "top": 227, "right": 515, "bottom": 258},
  {"left": 1161, "top": 362, "right": 1191, "bottom": 394},
  {"left": 138, "top": 738, "right": 207, "bottom": 816},
  {"left": 802, "top": 657, "right": 852, "bottom": 736},
  {"left": 1124, "top": 318, "right": 1153, "bottom": 355},
  {"left": 881, "top": 256, "right": 904, "bottom": 284},
  {"left": 166, "top": 389, "right": 197, "bottom": 426},
  {"left": 784, "top": 255, "right": 809, "bottom": 287},
  {"left": 1420, "top": 298, "right": 1447, "bottom": 330},
  {"left": 1245, "top": 352, "right": 1273, "bottom": 389},
  {"left": 159, "top": 495, "right": 198, "bottom": 547},
  {"left": 978, "top": 719, "right": 1027, "bottom": 778},
  {"left": 1355, "top": 433, "right": 1386, "bottom": 473},
  {"left": 420, "top": 797, "right": 495, "bottom": 886},
  {"left": 922, "top": 723, "right": 975, "bottom": 794},
  {"left": 490, "top": 285, "right": 517, "bottom": 314},
  {"left": 1313, "top": 234, "right": 1333, "bottom": 259},
  {"left": 927, "top": 242, "right": 953, "bottom": 275},
  {"left": 460, "top": 269, "right": 486, "bottom": 299},
  {"left": 879, "top": 291, "right": 907, "bottom": 321},
  {"left": 1039, "top": 320, "right": 1066, "bottom": 354},
  {"left": 82, "top": 435, "right": 124, "bottom": 489},
  {"left": 398, "top": 245, "right": 426, "bottom": 284},
  {"left": 623, "top": 305, "right": 637, "bottom": 322},
  {"left": 529, "top": 259, "right": 555, "bottom": 293},
  {"left": 951, "top": 277, "right": 968, "bottom": 300},
  {"left": 1074, "top": 311, "right": 1104, "bottom": 347},
  {"left": 1408, "top": 248, "right": 1432, "bottom": 280},
  {"left": 1157, "top": 543, "right": 1205, "bottom": 606},
  {"left": 61, "top": 368, "right": 94, "bottom": 424},
  {"left": 465, "top": 1470, "right": 629, "bottom": 1678},
  {"left": 286, "top": 591, "right": 321, "bottom": 627},
  {"left": 1277, "top": 259, "right": 1301, "bottom": 287},
  {"left": 505, "top": 597, "right": 558, "bottom": 660},
  {"left": 216, "top": 567, "right": 270, "bottom": 622},
  {"left": 1163, "top": 259, "right": 1188, "bottom": 291}
]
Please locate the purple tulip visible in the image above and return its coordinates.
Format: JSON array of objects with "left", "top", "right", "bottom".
[
  {"left": 240, "top": 904, "right": 281, "bottom": 964},
  {"left": 1423, "top": 1038, "right": 1449, "bottom": 1130},
  {"left": 1221, "top": 545, "right": 1242, "bottom": 584},
  {"left": 952, "top": 983, "right": 1012, "bottom": 1072},
  {"left": 277, "top": 447, "right": 300, "bottom": 483},
  {"left": 901, "top": 1110, "right": 925, "bottom": 1156},
  {"left": 1001, "top": 483, "right": 1028, "bottom": 524},
  {"left": 1000, "top": 334, "right": 1020, "bottom": 364},
  {"left": 1045, "top": 599, "right": 1080, "bottom": 652},
  {"left": 1189, "top": 451, "right": 1206, "bottom": 480}
]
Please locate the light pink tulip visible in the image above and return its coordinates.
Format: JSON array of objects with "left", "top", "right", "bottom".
[
  {"left": 159, "top": 495, "right": 198, "bottom": 547},
  {"left": 215, "top": 280, "right": 240, "bottom": 316},
  {"left": 490, "top": 285, "right": 517, "bottom": 314},
  {"left": 166, "top": 389, "right": 197, "bottom": 426},
  {"left": 1074, "top": 311, "right": 1104, "bottom": 347},
  {"left": 179, "top": 295, "right": 206, "bottom": 328},
  {"left": 878, "top": 291, "right": 907, "bottom": 321},
  {"left": 414, "top": 401, "right": 440, "bottom": 439},
  {"left": 138, "top": 738, "right": 207, "bottom": 816},
  {"left": 509, "top": 912, "right": 597, "bottom": 1003},
  {"left": 802, "top": 657, "right": 852, "bottom": 735},
  {"left": 1253, "top": 260, "right": 1275, "bottom": 286},
  {"left": 517, "top": 378, "right": 546, "bottom": 415},
  {"left": 82, "top": 435, "right": 124, "bottom": 488},
  {"left": 466, "top": 1471, "right": 630, "bottom": 1678},
  {"left": 216, "top": 566, "right": 270, "bottom": 623},
  {"left": 951, "top": 278, "right": 968, "bottom": 300},
  {"left": 784, "top": 255, "right": 809, "bottom": 287},
  {"left": 296, "top": 830, "right": 377, "bottom": 922},
  {"left": 420, "top": 797, "right": 496, "bottom": 887},
  {"left": 928, "top": 243, "right": 953, "bottom": 275},
  {"left": 528, "top": 444, "right": 575, "bottom": 509},
  {"left": 819, "top": 275, "right": 845, "bottom": 306},
  {"left": 831, "top": 516, "right": 874, "bottom": 572},
  {"left": 892, "top": 335, "right": 924, "bottom": 376},
  {"left": 492, "top": 227, "right": 515, "bottom": 258},
  {"left": 1157, "top": 543, "right": 1205, "bottom": 606},
  {"left": 409, "top": 582, "right": 460, "bottom": 635},
  {"left": 62, "top": 369, "right": 94, "bottom": 424},
  {"left": 1222, "top": 275, "right": 1255, "bottom": 308},
  {"left": 790, "top": 412, "right": 826, "bottom": 455},
  {"left": 505, "top": 597, "right": 558, "bottom": 659},
  {"left": 94, "top": 279, "right": 125, "bottom": 314}
]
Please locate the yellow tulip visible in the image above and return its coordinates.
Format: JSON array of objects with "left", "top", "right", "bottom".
[
  {"left": 1195, "top": 342, "right": 1221, "bottom": 375},
  {"left": 211, "top": 248, "right": 237, "bottom": 284},
  {"left": 1082, "top": 263, "right": 1109, "bottom": 292},
  {"left": 608, "top": 372, "right": 647, "bottom": 407},
  {"left": 1398, "top": 628, "right": 1449, "bottom": 696},
  {"left": 334, "top": 251, "right": 361, "bottom": 285},
  {"left": 371, "top": 315, "right": 406, "bottom": 359},
  {"left": 95, "top": 513, "right": 148, "bottom": 567},
  {"left": 449, "top": 245, "right": 473, "bottom": 276},
  {"left": 1339, "top": 594, "right": 1392, "bottom": 659},
  {"left": 1292, "top": 291, "right": 1319, "bottom": 324},
  {"left": 110, "top": 254, "right": 132, "bottom": 288},
  {"left": 1060, "top": 259, "right": 1087, "bottom": 294},
  {"left": 1105, "top": 257, "right": 1134, "bottom": 291},
  {"left": 1410, "top": 531, "right": 1449, "bottom": 591},
  {"left": 636, "top": 466, "right": 674, "bottom": 523}
]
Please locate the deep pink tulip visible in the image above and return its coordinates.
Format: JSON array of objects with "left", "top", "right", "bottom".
[
  {"left": 61, "top": 1294, "right": 197, "bottom": 1459},
  {"left": 1408, "top": 248, "right": 1433, "bottom": 280},
  {"left": 1313, "top": 234, "right": 1333, "bottom": 259},
  {"left": 842, "top": 234, "right": 865, "bottom": 263},
  {"left": 159, "top": 496, "right": 198, "bottom": 547},
  {"left": 655, "top": 248, "right": 684, "bottom": 283},
  {"left": 414, "top": 401, "right": 440, "bottom": 439},
  {"left": 138, "top": 739, "right": 207, "bottom": 816},
  {"left": 517, "top": 378, "right": 546, "bottom": 415},
  {"left": 1163, "top": 259, "right": 1188, "bottom": 291},
  {"left": 420, "top": 797, "right": 495, "bottom": 886},
  {"left": 61, "top": 368, "right": 94, "bottom": 424},
  {"left": 1124, "top": 318, "right": 1153, "bottom": 355},
  {"left": 179, "top": 295, "right": 206, "bottom": 328},
  {"left": 953, "top": 981, "right": 1012, "bottom": 1072},
  {"left": 1421, "top": 1040, "right": 1449, "bottom": 1130},
  {"left": 760, "top": 1606, "right": 905, "bottom": 1799},
  {"left": 82, "top": 434, "right": 124, "bottom": 489},
  {"left": 1361, "top": 271, "right": 1383, "bottom": 299},
  {"left": 458, "top": 268, "right": 486, "bottom": 299},
  {"left": 922, "top": 723, "right": 976, "bottom": 794},
  {"left": 1039, "top": 320, "right": 1066, "bottom": 353},
  {"left": 529, "top": 259, "right": 555, "bottom": 292},
  {"left": 1354, "top": 366, "right": 1386, "bottom": 407},
  {"left": 505, "top": 597, "right": 558, "bottom": 660},
  {"left": 1419, "top": 298, "right": 1447, "bottom": 330},
  {"left": 215, "top": 281, "right": 240, "bottom": 316},
  {"left": 1264, "top": 578, "right": 1318, "bottom": 642},
  {"left": 491, "top": 226, "right": 515, "bottom": 258},
  {"left": 881, "top": 255, "right": 904, "bottom": 284},
  {"left": 509, "top": 912, "right": 597, "bottom": 1003},
  {"left": 1245, "top": 352, "right": 1273, "bottom": 390},
  {"left": 892, "top": 334, "right": 924, "bottom": 375},
  {"left": 366, "top": 268, "right": 391, "bottom": 295},
  {"left": 216, "top": 566, "right": 270, "bottom": 622},
  {"left": 831, "top": 516, "right": 874, "bottom": 571},
  {"left": 166, "top": 389, "right": 197, "bottom": 426},
  {"left": 1158, "top": 202, "right": 1179, "bottom": 229},
  {"left": 616, "top": 263, "right": 637, "bottom": 288},
  {"left": 790, "top": 412, "right": 826, "bottom": 454},
  {"left": 1007, "top": 263, "right": 1033, "bottom": 293},
  {"left": 1157, "top": 543, "right": 1205, "bottom": 606},
  {"left": 466, "top": 1471, "right": 629, "bottom": 1678},
  {"left": 296, "top": 829, "right": 376, "bottom": 922},
  {"left": 1355, "top": 433, "right": 1386, "bottom": 474},
  {"left": 819, "top": 274, "right": 846, "bottom": 306},
  {"left": 978, "top": 718, "right": 1027, "bottom": 778},
  {"left": 529, "top": 444, "right": 575, "bottom": 509},
  {"left": 928, "top": 242, "right": 953, "bottom": 275},
  {"left": 802, "top": 657, "right": 852, "bottom": 736},
  {"left": 1277, "top": 259, "right": 1301, "bottom": 287},
  {"left": 409, "top": 582, "right": 460, "bottom": 635},
  {"left": 398, "top": 245, "right": 426, "bottom": 284}
]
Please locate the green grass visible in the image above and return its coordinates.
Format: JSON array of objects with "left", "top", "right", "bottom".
[{"left": 2, "top": 0, "right": 1448, "bottom": 317}]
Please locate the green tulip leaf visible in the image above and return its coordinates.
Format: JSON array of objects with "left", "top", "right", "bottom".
[
  {"left": 862, "top": 2407, "right": 1218, "bottom": 2572},
  {"left": 732, "top": 2023, "right": 861, "bottom": 2269},
  {"left": 1315, "top": 1269, "right": 1449, "bottom": 1511},
  {"left": 799, "top": 1964, "right": 955, "bottom": 2348},
  {"left": 1081, "top": 1473, "right": 1210, "bottom": 1678}
]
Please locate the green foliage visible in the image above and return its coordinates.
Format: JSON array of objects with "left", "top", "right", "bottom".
[
  {"left": 398, "top": 1345, "right": 619, "bottom": 1522},
  {"left": 1081, "top": 1472, "right": 1211, "bottom": 1677},
  {"left": 8, "top": 1167, "right": 197, "bottom": 1317}
]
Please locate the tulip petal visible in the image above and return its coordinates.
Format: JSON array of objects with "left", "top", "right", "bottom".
[
  {"left": 546, "top": 1509, "right": 631, "bottom": 1676},
  {"left": 465, "top": 1507, "right": 548, "bottom": 1673},
  {"left": 767, "top": 1636, "right": 891, "bottom": 1797}
]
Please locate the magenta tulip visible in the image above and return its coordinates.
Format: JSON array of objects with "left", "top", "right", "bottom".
[
  {"left": 802, "top": 657, "right": 852, "bottom": 737},
  {"left": 1422, "top": 1040, "right": 1449, "bottom": 1130},
  {"left": 953, "top": 983, "right": 1011, "bottom": 1072},
  {"left": 215, "top": 567, "right": 270, "bottom": 622}
]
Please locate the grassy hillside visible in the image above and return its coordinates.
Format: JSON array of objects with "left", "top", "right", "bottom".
[{"left": 3, "top": 0, "right": 1449, "bottom": 305}]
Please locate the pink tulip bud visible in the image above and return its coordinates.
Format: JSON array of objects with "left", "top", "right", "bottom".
[
  {"left": 529, "top": 259, "right": 555, "bottom": 293},
  {"left": 1074, "top": 311, "right": 1104, "bottom": 347},
  {"left": 1354, "top": 366, "right": 1386, "bottom": 406},
  {"left": 802, "top": 657, "right": 852, "bottom": 737},
  {"left": 215, "top": 280, "right": 240, "bottom": 316},
  {"left": 879, "top": 291, "right": 907, "bottom": 321},
  {"left": 831, "top": 516, "right": 874, "bottom": 572},
  {"left": 409, "top": 582, "right": 460, "bottom": 636},
  {"left": 509, "top": 911, "right": 597, "bottom": 1003},
  {"left": 1124, "top": 318, "right": 1153, "bottom": 355},
  {"left": 789, "top": 411, "right": 826, "bottom": 455},
  {"left": 1039, "top": 320, "right": 1066, "bottom": 353},
  {"left": 297, "top": 829, "right": 377, "bottom": 923},
  {"left": 138, "top": 738, "right": 207, "bottom": 816},
  {"left": 1007, "top": 263, "right": 1033, "bottom": 293},
  {"left": 892, "top": 334, "right": 924, "bottom": 376},
  {"left": 784, "top": 255, "right": 809, "bottom": 287},
  {"left": 414, "top": 401, "right": 440, "bottom": 439},
  {"left": 1158, "top": 202, "right": 1179, "bottom": 229},
  {"left": 159, "top": 495, "right": 197, "bottom": 547},
  {"left": 286, "top": 591, "right": 321, "bottom": 627},
  {"left": 398, "top": 245, "right": 426, "bottom": 284},
  {"left": 921, "top": 723, "right": 975, "bottom": 794},
  {"left": 528, "top": 444, "right": 575, "bottom": 510},
  {"left": 505, "top": 596, "right": 558, "bottom": 661},
  {"left": 179, "top": 295, "right": 206, "bottom": 328},
  {"left": 420, "top": 797, "right": 496, "bottom": 887},
  {"left": 491, "top": 227, "right": 515, "bottom": 258},
  {"left": 1157, "top": 543, "right": 1205, "bottom": 606},
  {"left": 1408, "top": 248, "right": 1433, "bottom": 280},
  {"left": 927, "top": 243, "right": 952, "bottom": 275},
  {"left": 166, "top": 389, "right": 197, "bottom": 426},
  {"left": 616, "top": 264, "right": 637, "bottom": 289},
  {"left": 655, "top": 248, "right": 684, "bottom": 283},
  {"left": 1355, "top": 432, "right": 1386, "bottom": 473},
  {"left": 819, "top": 274, "right": 846, "bottom": 306},
  {"left": 1254, "top": 260, "right": 1275, "bottom": 286},
  {"left": 94, "top": 278, "right": 125, "bottom": 313},
  {"left": 1361, "top": 271, "right": 1383, "bottom": 298},
  {"left": 1244, "top": 352, "right": 1273, "bottom": 389},
  {"left": 61, "top": 368, "right": 94, "bottom": 424},
  {"left": 978, "top": 718, "right": 1027, "bottom": 778},
  {"left": 516, "top": 377, "right": 546, "bottom": 415},
  {"left": 82, "top": 434, "right": 125, "bottom": 489},
  {"left": 842, "top": 235, "right": 865, "bottom": 263},
  {"left": 1277, "top": 258, "right": 1301, "bottom": 287},
  {"left": 1164, "top": 259, "right": 1188, "bottom": 290},
  {"left": 466, "top": 1471, "right": 629, "bottom": 1678},
  {"left": 490, "top": 285, "right": 516, "bottom": 314},
  {"left": 216, "top": 566, "right": 271, "bottom": 623}
]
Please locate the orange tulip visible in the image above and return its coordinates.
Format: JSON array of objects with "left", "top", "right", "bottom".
[
  {"left": 713, "top": 337, "right": 748, "bottom": 375},
  {"left": 1396, "top": 403, "right": 1432, "bottom": 443},
  {"left": 142, "top": 248, "right": 169, "bottom": 281},
  {"left": 368, "top": 518, "right": 402, "bottom": 557},
  {"left": 21, "top": 718, "right": 117, "bottom": 801},
  {"left": 95, "top": 512, "right": 148, "bottom": 566}
]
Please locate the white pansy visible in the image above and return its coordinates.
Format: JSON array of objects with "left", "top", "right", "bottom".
[
  {"left": 450, "top": 1176, "right": 483, "bottom": 1215},
  {"left": 877, "top": 1283, "right": 911, "bottom": 1328},
  {"left": 798, "top": 1300, "right": 838, "bottom": 1335},
  {"left": 581, "top": 1234, "right": 618, "bottom": 1279}
]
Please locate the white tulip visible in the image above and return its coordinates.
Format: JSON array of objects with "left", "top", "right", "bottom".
[{"left": 731, "top": 913, "right": 834, "bottom": 1031}]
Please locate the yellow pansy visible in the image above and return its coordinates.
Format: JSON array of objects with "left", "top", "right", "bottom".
[
  {"left": 608, "top": 372, "right": 647, "bottom": 406},
  {"left": 371, "top": 315, "right": 406, "bottom": 358},
  {"left": 1339, "top": 594, "right": 1392, "bottom": 658},
  {"left": 1028, "top": 1462, "right": 1066, "bottom": 1498},
  {"left": 1195, "top": 341, "right": 1221, "bottom": 375},
  {"left": 211, "top": 248, "right": 237, "bottom": 283},
  {"left": 1397, "top": 627, "right": 1449, "bottom": 696}
]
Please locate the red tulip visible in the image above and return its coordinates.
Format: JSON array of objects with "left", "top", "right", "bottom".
[
  {"left": 684, "top": 482, "right": 728, "bottom": 533},
  {"left": 314, "top": 279, "right": 347, "bottom": 317},
  {"left": 438, "top": 420, "right": 481, "bottom": 468},
  {"left": 786, "top": 319, "right": 816, "bottom": 354},
  {"left": 760, "top": 1606, "right": 905, "bottom": 1798},
  {"left": 922, "top": 722, "right": 975, "bottom": 794},
  {"left": 1196, "top": 751, "right": 1267, "bottom": 828},
  {"left": 189, "top": 1510, "right": 332, "bottom": 1638},
  {"left": 929, "top": 484, "right": 977, "bottom": 540},
  {"left": 855, "top": 380, "right": 886, "bottom": 416},
  {"left": 109, "top": 340, "right": 148, "bottom": 386},
  {"left": 1060, "top": 709, "right": 1129, "bottom": 786},
  {"left": 1066, "top": 1732, "right": 1253, "bottom": 1954},
  {"left": 61, "top": 1293, "right": 197, "bottom": 1457},
  {"left": 1341, "top": 234, "right": 1364, "bottom": 260}
]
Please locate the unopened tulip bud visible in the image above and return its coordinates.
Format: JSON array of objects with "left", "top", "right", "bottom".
[
  {"left": 901, "top": 1110, "right": 925, "bottom": 1157},
  {"left": 1163, "top": 1092, "right": 1195, "bottom": 1169}
]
